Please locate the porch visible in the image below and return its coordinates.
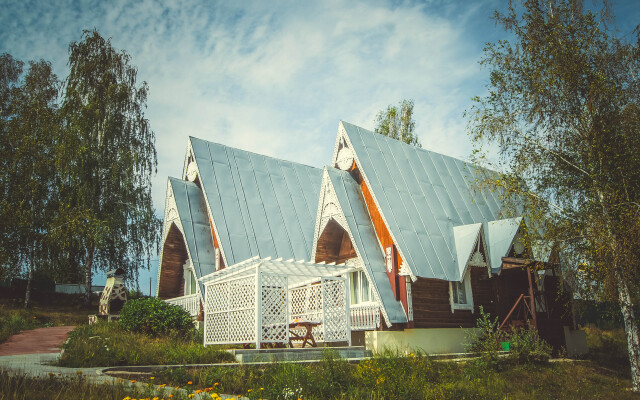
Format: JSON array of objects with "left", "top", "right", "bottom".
[{"left": 200, "top": 256, "right": 356, "bottom": 348}]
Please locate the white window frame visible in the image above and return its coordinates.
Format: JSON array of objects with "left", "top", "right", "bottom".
[
  {"left": 349, "top": 269, "right": 375, "bottom": 306},
  {"left": 449, "top": 269, "right": 474, "bottom": 312},
  {"left": 183, "top": 262, "right": 197, "bottom": 296}
]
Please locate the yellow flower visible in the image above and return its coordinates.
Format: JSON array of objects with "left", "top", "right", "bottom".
[
  {"left": 195, "top": 390, "right": 202, "bottom": 394},
  {"left": 122, "top": 397, "right": 131, "bottom": 400},
  {"left": 188, "top": 395, "right": 195, "bottom": 399},
  {"left": 248, "top": 389, "right": 253, "bottom": 392},
  {"left": 131, "top": 380, "right": 136, "bottom": 383},
  {"left": 76, "top": 371, "right": 83, "bottom": 375},
  {"left": 150, "top": 377, "right": 155, "bottom": 380},
  {"left": 188, "top": 381, "right": 193, "bottom": 385},
  {"left": 214, "top": 382, "right": 219, "bottom": 386}
]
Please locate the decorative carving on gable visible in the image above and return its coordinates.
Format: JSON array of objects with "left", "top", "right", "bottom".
[
  {"left": 186, "top": 161, "right": 198, "bottom": 182},
  {"left": 335, "top": 146, "right": 354, "bottom": 171}
]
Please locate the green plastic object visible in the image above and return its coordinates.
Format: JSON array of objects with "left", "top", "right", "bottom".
[{"left": 501, "top": 342, "right": 510, "bottom": 352}]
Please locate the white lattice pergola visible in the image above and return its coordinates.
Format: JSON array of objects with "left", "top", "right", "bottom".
[{"left": 201, "top": 256, "right": 353, "bottom": 348}]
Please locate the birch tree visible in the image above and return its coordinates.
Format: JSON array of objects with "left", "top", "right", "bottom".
[
  {"left": 468, "top": 0, "right": 640, "bottom": 390},
  {"left": 0, "top": 56, "right": 60, "bottom": 307},
  {"left": 375, "top": 99, "right": 421, "bottom": 147},
  {"left": 58, "top": 30, "right": 160, "bottom": 307}
]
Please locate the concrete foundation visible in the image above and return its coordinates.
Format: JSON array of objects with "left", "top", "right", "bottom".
[{"left": 365, "top": 328, "right": 479, "bottom": 355}]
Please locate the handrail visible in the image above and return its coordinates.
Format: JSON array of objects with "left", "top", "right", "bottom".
[
  {"left": 164, "top": 294, "right": 201, "bottom": 317},
  {"left": 350, "top": 303, "right": 381, "bottom": 331}
]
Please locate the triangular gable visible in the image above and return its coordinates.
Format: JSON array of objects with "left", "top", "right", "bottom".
[
  {"left": 158, "top": 178, "right": 216, "bottom": 297},
  {"left": 487, "top": 217, "right": 525, "bottom": 273},
  {"left": 333, "top": 121, "right": 506, "bottom": 282},
  {"left": 453, "top": 223, "right": 483, "bottom": 281},
  {"left": 311, "top": 167, "right": 408, "bottom": 326},
  {"left": 186, "top": 137, "right": 323, "bottom": 267}
]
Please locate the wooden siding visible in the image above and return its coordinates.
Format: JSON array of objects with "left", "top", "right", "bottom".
[
  {"left": 315, "top": 219, "right": 357, "bottom": 264},
  {"left": 412, "top": 266, "right": 496, "bottom": 328},
  {"left": 209, "top": 217, "right": 225, "bottom": 270},
  {"left": 158, "top": 224, "right": 188, "bottom": 299},
  {"left": 359, "top": 178, "right": 403, "bottom": 267}
]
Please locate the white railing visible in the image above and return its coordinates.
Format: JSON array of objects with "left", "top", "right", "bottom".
[
  {"left": 165, "top": 293, "right": 201, "bottom": 317},
  {"left": 350, "top": 303, "right": 381, "bottom": 331}
]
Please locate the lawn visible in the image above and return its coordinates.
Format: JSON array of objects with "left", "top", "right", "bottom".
[
  {"left": 0, "top": 291, "right": 92, "bottom": 343},
  {"left": 57, "top": 321, "right": 236, "bottom": 367}
]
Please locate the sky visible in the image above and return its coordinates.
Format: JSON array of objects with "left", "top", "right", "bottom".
[{"left": 2, "top": 0, "right": 638, "bottom": 295}]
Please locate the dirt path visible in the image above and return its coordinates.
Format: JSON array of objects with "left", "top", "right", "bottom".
[{"left": 0, "top": 326, "right": 75, "bottom": 356}]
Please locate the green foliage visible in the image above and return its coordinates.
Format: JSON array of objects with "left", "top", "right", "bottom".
[
  {"left": 465, "top": 306, "right": 503, "bottom": 371},
  {"left": 154, "top": 354, "right": 638, "bottom": 400},
  {"left": 58, "top": 321, "right": 235, "bottom": 367},
  {"left": 508, "top": 327, "right": 552, "bottom": 365},
  {"left": 118, "top": 297, "right": 193, "bottom": 337},
  {"left": 585, "top": 325, "right": 630, "bottom": 375},
  {"left": 468, "top": 0, "right": 640, "bottom": 388},
  {"left": 0, "top": 311, "right": 39, "bottom": 343},
  {"left": 374, "top": 99, "right": 421, "bottom": 147}
]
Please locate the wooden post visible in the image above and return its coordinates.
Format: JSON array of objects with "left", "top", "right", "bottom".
[{"left": 526, "top": 267, "right": 537, "bottom": 329}]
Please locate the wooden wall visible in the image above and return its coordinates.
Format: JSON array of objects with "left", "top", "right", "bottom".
[
  {"left": 315, "top": 219, "right": 357, "bottom": 264},
  {"left": 411, "top": 266, "right": 497, "bottom": 328},
  {"left": 158, "top": 224, "right": 188, "bottom": 299}
]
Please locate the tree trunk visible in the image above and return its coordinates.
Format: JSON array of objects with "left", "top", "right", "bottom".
[
  {"left": 24, "top": 262, "right": 33, "bottom": 309},
  {"left": 617, "top": 271, "right": 640, "bottom": 392},
  {"left": 84, "top": 245, "right": 95, "bottom": 309}
]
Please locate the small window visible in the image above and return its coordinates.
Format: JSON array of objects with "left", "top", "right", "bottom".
[
  {"left": 450, "top": 270, "right": 473, "bottom": 312},
  {"left": 350, "top": 270, "right": 373, "bottom": 305}
]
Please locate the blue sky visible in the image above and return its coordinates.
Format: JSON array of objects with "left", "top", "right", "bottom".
[{"left": 2, "top": 0, "right": 638, "bottom": 294}]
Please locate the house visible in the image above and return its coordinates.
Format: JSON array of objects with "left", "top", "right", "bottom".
[{"left": 157, "top": 121, "right": 577, "bottom": 353}]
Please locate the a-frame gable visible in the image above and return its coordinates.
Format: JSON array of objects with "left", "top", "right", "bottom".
[{"left": 312, "top": 167, "right": 408, "bottom": 326}]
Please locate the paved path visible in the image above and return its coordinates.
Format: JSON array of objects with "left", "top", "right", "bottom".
[{"left": 0, "top": 325, "right": 75, "bottom": 356}]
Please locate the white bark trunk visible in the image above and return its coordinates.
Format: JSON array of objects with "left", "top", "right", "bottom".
[{"left": 617, "top": 271, "right": 640, "bottom": 392}]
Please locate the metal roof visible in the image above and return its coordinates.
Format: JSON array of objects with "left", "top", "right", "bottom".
[
  {"left": 189, "top": 137, "right": 323, "bottom": 267},
  {"left": 338, "top": 121, "right": 513, "bottom": 281},
  {"left": 325, "top": 167, "right": 408, "bottom": 324},
  {"left": 200, "top": 255, "right": 353, "bottom": 289},
  {"left": 487, "top": 217, "right": 523, "bottom": 273},
  {"left": 168, "top": 177, "right": 217, "bottom": 294},
  {"left": 453, "top": 223, "right": 482, "bottom": 281}
]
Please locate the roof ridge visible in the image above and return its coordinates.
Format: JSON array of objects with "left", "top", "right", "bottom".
[
  {"left": 189, "top": 136, "right": 322, "bottom": 171},
  {"left": 340, "top": 120, "right": 496, "bottom": 173}
]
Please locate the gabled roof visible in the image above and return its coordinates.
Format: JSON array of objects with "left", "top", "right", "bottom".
[
  {"left": 188, "top": 137, "right": 323, "bottom": 266},
  {"left": 453, "top": 223, "right": 482, "bottom": 281},
  {"left": 167, "top": 177, "right": 216, "bottom": 293},
  {"left": 486, "top": 217, "right": 523, "bottom": 273},
  {"left": 337, "top": 121, "right": 507, "bottom": 281},
  {"left": 325, "top": 167, "right": 408, "bottom": 324}
]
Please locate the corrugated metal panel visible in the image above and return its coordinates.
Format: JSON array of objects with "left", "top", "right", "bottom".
[
  {"left": 326, "top": 167, "right": 408, "bottom": 324},
  {"left": 341, "top": 121, "right": 510, "bottom": 281},
  {"left": 487, "top": 217, "right": 522, "bottom": 273},
  {"left": 189, "top": 137, "right": 323, "bottom": 266},
  {"left": 168, "top": 177, "right": 216, "bottom": 293}
]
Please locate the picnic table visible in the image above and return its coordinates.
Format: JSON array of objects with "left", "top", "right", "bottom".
[{"left": 288, "top": 321, "right": 321, "bottom": 348}]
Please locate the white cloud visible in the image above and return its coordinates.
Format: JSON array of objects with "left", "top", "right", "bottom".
[{"left": 1, "top": 0, "right": 500, "bottom": 217}]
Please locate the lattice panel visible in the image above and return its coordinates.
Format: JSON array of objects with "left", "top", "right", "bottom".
[
  {"left": 322, "top": 277, "right": 349, "bottom": 343},
  {"left": 204, "top": 275, "right": 256, "bottom": 345},
  {"left": 259, "top": 274, "right": 289, "bottom": 343},
  {"left": 290, "top": 284, "right": 324, "bottom": 341}
]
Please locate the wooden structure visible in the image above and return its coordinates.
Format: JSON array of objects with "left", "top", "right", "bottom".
[{"left": 157, "top": 121, "right": 575, "bottom": 351}]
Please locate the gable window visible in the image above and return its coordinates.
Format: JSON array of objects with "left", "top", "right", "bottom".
[
  {"left": 350, "top": 270, "right": 373, "bottom": 305},
  {"left": 184, "top": 262, "right": 197, "bottom": 296},
  {"left": 449, "top": 270, "right": 473, "bottom": 312}
]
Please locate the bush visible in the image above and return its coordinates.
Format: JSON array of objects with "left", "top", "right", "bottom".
[
  {"left": 507, "top": 326, "right": 552, "bottom": 364},
  {"left": 465, "top": 306, "right": 503, "bottom": 371},
  {"left": 118, "top": 297, "right": 193, "bottom": 336},
  {"left": 58, "top": 321, "right": 235, "bottom": 367}
]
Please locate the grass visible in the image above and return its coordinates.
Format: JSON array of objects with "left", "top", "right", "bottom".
[
  {"left": 0, "top": 292, "right": 92, "bottom": 343},
  {"left": 148, "top": 351, "right": 640, "bottom": 400},
  {"left": 584, "top": 324, "right": 630, "bottom": 376},
  {"left": 0, "top": 371, "right": 196, "bottom": 400},
  {"left": 57, "top": 321, "right": 237, "bottom": 367}
]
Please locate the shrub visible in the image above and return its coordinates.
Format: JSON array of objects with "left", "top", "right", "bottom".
[
  {"left": 507, "top": 326, "right": 552, "bottom": 364},
  {"left": 118, "top": 297, "right": 193, "bottom": 336},
  {"left": 465, "top": 306, "right": 503, "bottom": 371}
]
